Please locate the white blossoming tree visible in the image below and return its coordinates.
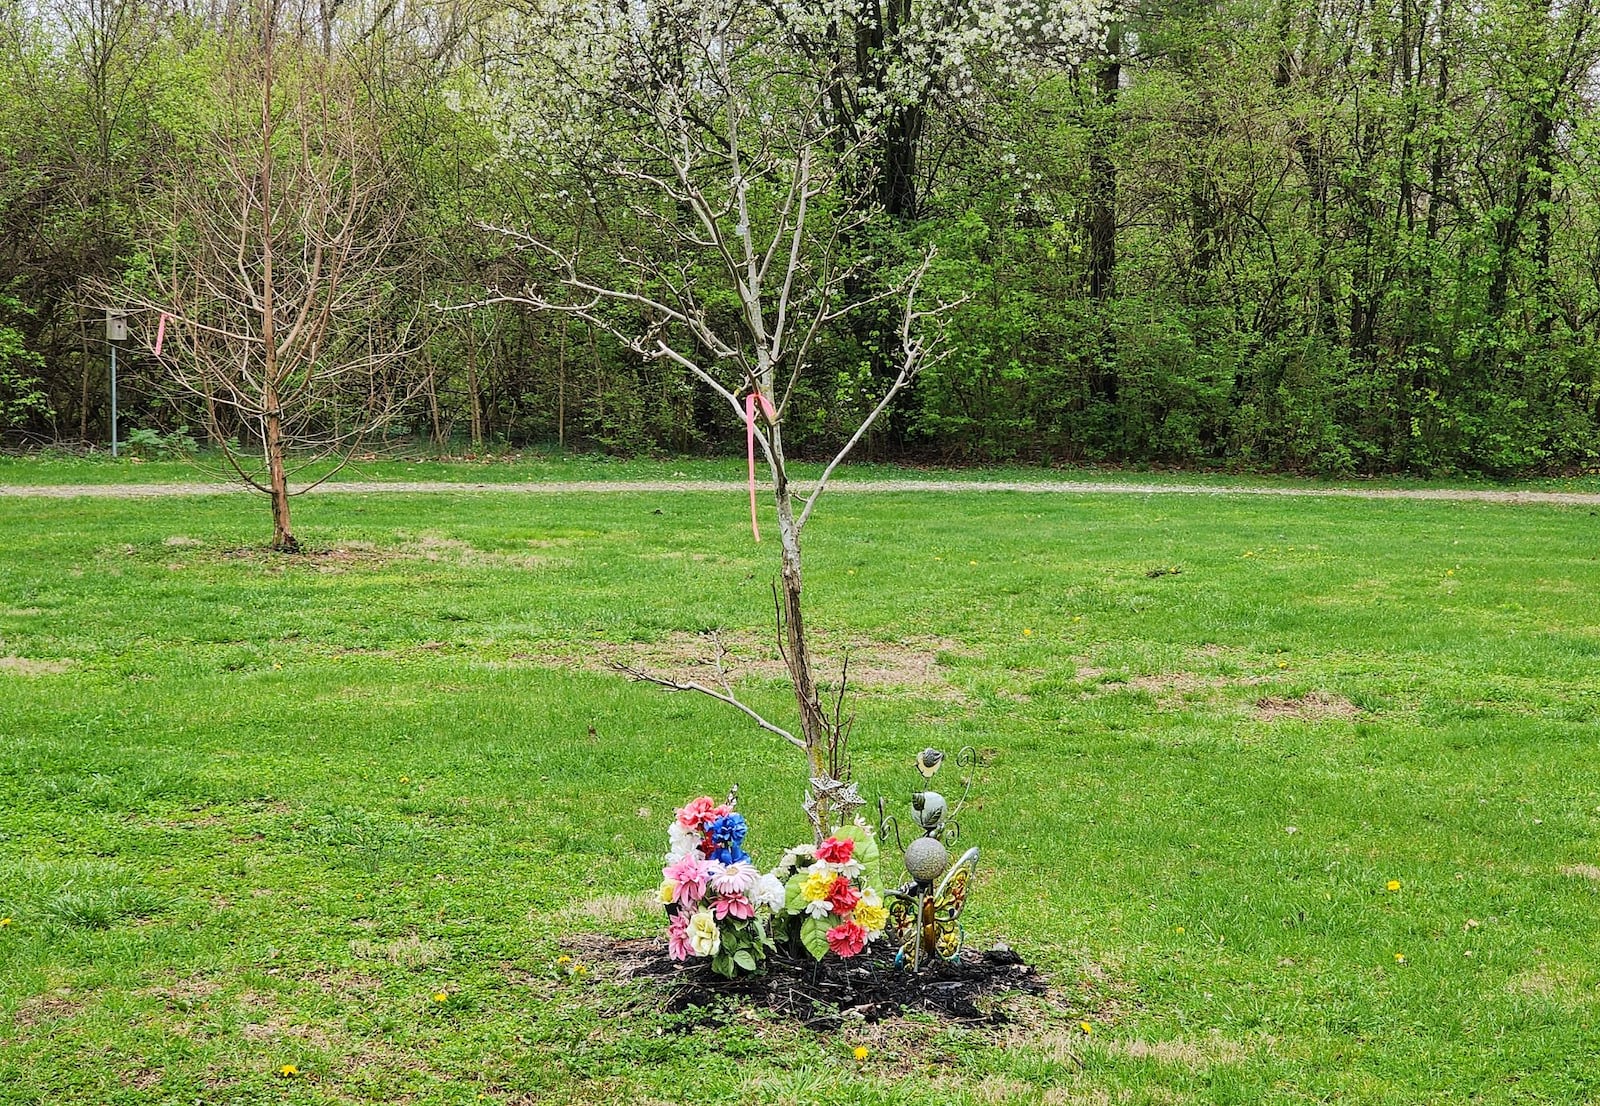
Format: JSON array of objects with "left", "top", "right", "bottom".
[{"left": 476, "top": 0, "right": 978, "bottom": 839}]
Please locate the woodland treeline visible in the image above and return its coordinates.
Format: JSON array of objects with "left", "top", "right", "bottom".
[{"left": 3, "top": 0, "right": 1600, "bottom": 475}]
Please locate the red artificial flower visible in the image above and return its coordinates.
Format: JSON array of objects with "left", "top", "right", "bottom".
[
  {"left": 825, "top": 919, "right": 867, "bottom": 957},
  {"left": 675, "top": 796, "right": 716, "bottom": 829},
  {"left": 815, "top": 836, "right": 855, "bottom": 864},
  {"left": 827, "top": 875, "right": 861, "bottom": 915}
]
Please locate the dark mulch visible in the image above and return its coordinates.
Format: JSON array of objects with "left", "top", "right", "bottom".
[{"left": 591, "top": 937, "right": 1048, "bottom": 1029}]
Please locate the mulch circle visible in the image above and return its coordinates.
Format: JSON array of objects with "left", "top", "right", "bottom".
[{"left": 595, "top": 937, "right": 1048, "bottom": 1030}]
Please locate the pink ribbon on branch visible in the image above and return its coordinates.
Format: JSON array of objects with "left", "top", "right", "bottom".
[
  {"left": 744, "top": 388, "right": 777, "bottom": 541},
  {"left": 153, "top": 312, "right": 171, "bottom": 357}
]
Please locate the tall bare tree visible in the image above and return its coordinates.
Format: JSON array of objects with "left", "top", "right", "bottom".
[
  {"left": 482, "top": 0, "right": 961, "bottom": 838},
  {"left": 128, "top": 0, "right": 414, "bottom": 550}
]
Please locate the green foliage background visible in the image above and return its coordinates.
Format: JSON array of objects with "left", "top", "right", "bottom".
[{"left": 3, "top": 0, "right": 1600, "bottom": 476}]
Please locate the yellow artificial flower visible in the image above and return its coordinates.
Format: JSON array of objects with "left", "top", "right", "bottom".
[
  {"left": 687, "top": 909, "right": 721, "bottom": 957},
  {"left": 658, "top": 879, "right": 678, "bottom": 905},
  {"left": 854, "top": 902, "right": 888, "bottom": 934},
  {"left": 802, "top": 869, "right": 834, "bottom": 903},
  {"left": 1386, "top": 880, "right": 1401, "bottom": 891},
  {"left": 853, "top": 1045, "right": 870, "bottom": 1061}
]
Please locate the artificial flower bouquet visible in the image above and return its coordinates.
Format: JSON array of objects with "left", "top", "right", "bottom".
[
  {"left": 660, "top": 796, "right": 786, "bottom": 977},
  {"left": 659, "top": 798, "right": 888, "bottom": 974},
  {"left": 769, "top": 822, "right": 889, "bottom": 960}
]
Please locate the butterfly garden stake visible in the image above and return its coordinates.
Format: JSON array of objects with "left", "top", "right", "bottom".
[{"left": 878, "top": 747, "right": 980, "bottom": 970}]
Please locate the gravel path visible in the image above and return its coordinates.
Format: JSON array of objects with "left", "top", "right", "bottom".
[{"left": 4, "top": 477, "right": 1600, "bottom": 505}]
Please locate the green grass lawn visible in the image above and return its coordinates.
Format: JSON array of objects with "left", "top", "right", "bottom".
[{"left": 2, "top": 478, "right": 1598, "bottom": 1104}]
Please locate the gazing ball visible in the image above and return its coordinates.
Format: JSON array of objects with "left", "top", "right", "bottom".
[{"left": 903, "top": 836, "right": 951, "bottom": 883}]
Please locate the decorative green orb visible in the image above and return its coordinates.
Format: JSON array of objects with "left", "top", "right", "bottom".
[{"left": 904, "top": 836, "right": 950, "bottom": 883}]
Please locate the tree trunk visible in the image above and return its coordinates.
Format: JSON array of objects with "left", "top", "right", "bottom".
[
  {"left": 1087, "top": 23, "right": 1122, "bottom": 410},
  {"left": 424, "top": 355, "right": 443, "bottom": 447},
  {"left": 1088, "top": 24, "right": 1121, "bottom": 305},
  {"left": 770, "top": 440, "right": 832, "bottom": 838},
  {"left": 264, "top": 387, "right": 297, "bottom": 552},
  {"left": 466, "top": 314, "right": 484, "bottom": 447}
]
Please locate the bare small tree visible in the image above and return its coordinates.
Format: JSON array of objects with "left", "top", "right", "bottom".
[
  {"left": 126, "top": 0, "right": 415, "bottom": 551},
  {"left": 481, "top": 0, "right": 962, "bottom": 838}
]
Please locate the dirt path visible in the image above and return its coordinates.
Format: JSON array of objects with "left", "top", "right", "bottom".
[{"left": 4, "top": 477, "right": 1600, "bottom": 505}]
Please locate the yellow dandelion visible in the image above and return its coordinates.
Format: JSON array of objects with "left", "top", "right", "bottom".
[
  {"left": 1072, "top": 615, "right": 1082, "bottom": 623},
  {"left": 573, "top": 965, "right": 588, "bottom": 977},
  {"left": 278, "top": 1064, "right": 299, "bottom": 1077},
  {"left": 968, "top": 560, "right": 977, "bottom": 565},
  {"left": 1445, "top": 569, "right": 1455, "bottom": 577},
  {"left": 1175, "top": 926, "right": 1185, "bottom": 934},
  {"left": 1386, "top": 879, "right": 1401, "bottom": 891},
  {"left": 399, "top": 775, "right": 410, "bottom": 783},
  {"left": 556, "top": 955, "right": 572, "bottom": 965},
  {"left": 432, "top": 991, "right": 449, "bottom": 1003},
  {"left": 853, "top": 1045, "right": 870, "bottom": 1061},
  {"left": 0, "top": 917, "right": 11, "bottom": 927},
  {"left": 1277, "top": 661, "right": 1288, "bottom": 669},
  {"left": 1079, "top": 1021, "right": 1093, "bottom": 1035},
  {"left": 1023, "top": 628, "right": 1033, "bottom": 637},
  {"left": 1394, "top": 953, "right": 1407, "bottom": 964}
]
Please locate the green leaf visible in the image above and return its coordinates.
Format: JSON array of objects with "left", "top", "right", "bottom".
[
  {"left": 833, "top": 822, "right": 880, "bottom": 866},
  {"left": 732, "top": 949, "right": 757, "bottom": 971},
  {"left": 711, "top": 950, "right": 736, "bottom": 978},
  {"left": 800, "top": 914, "right": 832, "bottom": 960},
  {"left": 784, "top": 871, "right": 811, "bottom": 914}
]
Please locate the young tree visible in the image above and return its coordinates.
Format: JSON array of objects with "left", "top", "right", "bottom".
[
  {"left": 128, "top": 0, "right": 414, "bottom": 551},
  {"left": 481, "top": 0, "right": 962, "bottom": 837}
]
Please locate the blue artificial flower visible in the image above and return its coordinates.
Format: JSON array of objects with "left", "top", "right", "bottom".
[
  {"left": 706, "top": 813, "right": 748, "bottom": 848},
  {"left": 711, "top": 843, "right": 751, "bottom": 865}
]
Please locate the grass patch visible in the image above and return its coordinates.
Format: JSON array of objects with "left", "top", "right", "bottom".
[{"left": 1, "top": 476, "right": 1599, "bottom": 1102}]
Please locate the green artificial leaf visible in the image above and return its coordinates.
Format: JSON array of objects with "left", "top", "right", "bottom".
[
  {"left": 785, "top": 871, "right": 811, "bottom": 914},
  {"left": 733, "top": 949, "right": 757, "bottom": 972},
  {"left": 832, "top": 822, "right": 880, "bottom": 866},
  {"left": 712, "top": 950, "right": 736, "bottom": 978},
  {"left": 800, "top": 914, "right": 832, "bottom": 960}
]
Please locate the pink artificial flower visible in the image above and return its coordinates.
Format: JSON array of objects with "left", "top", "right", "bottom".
[
  {"left": 667, "top": 912, "right": 694, "bottom": 961},
  {"left": 711, "top": 860, "right": 759, "bottom": 895},
  {"left": 827, "top": 875, "right": 861, "bottom": 915},
  {"left": 675, "top": 797, "right": 716, "bottom": 830},
  {"left": 712, "top": 893, "right": 755, "bottom": 921},
  {"left": 664, "top": 855, "right": 710, "bottom": 905},
  {"left": 825, "top": 919, "right": 867, "bottom": 958},
  {"left": 815, "top": 836, "right": 855, "bottom": 865}
]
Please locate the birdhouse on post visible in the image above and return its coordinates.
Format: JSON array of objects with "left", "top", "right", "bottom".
[{"left": 105, "top": 309, "right": 128, "bottom": 342}]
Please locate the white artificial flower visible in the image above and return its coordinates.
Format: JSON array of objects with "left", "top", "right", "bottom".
[
  {"left": 665, "top": 821, "right": 699, "bottom": 862},
  {"left": 750, "top": 872, "right": 786, "bottom": 912},
  {"left": 804, "top": 897, "right": 833, "bottom": 919},
  {"left": 776, "top": 844, "right": 815, "bottom": 872}
]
